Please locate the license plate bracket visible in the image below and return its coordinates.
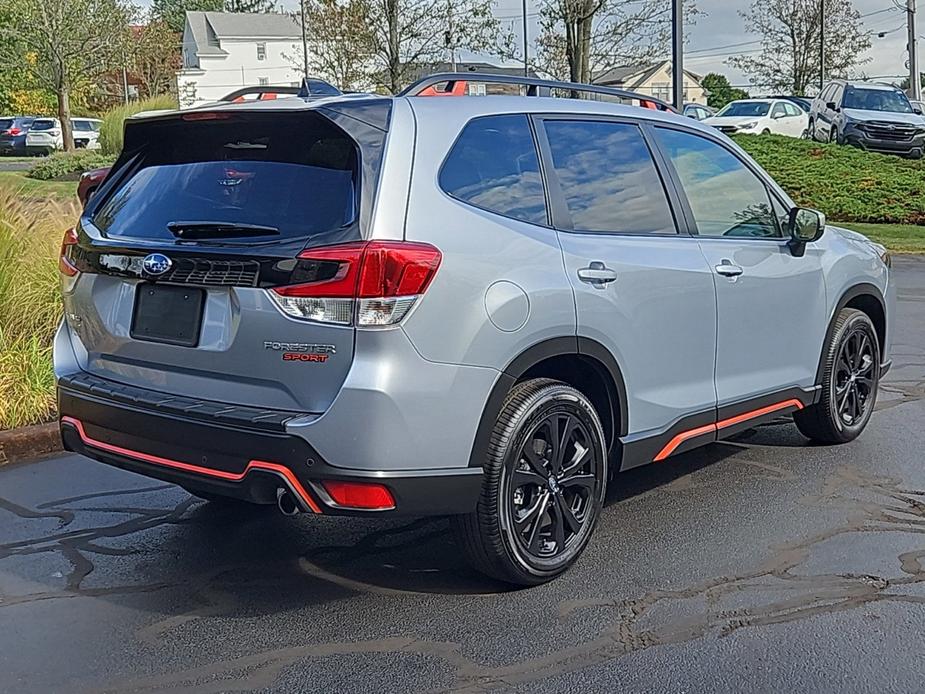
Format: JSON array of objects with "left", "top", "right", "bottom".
[{"left": 131, "top": 283, "right": 205, "bottom": 347}]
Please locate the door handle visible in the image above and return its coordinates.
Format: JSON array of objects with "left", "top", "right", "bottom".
[
  {"left": 714, "top": 259, "right": 744, "bottom": 277},
  {"left": 577, "top": 262, "right": 618, "bottom": 284}
]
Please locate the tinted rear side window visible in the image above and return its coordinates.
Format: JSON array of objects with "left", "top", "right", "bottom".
[
  {"left": 92, "top": 112, "right": 359, "bottom": 244},
  {"left": 439, "top": 114, "right": 547, "bottom": 225},
  {"left": 543, "top": 120, "right": 676, "bottom": 234},
  {"left": 0, "top": 119, "right": 12, "bottom": 130}
]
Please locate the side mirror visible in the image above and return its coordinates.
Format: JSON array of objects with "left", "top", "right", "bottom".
[
  {"left": 826, "top": 101, "right": 838, "bottom": 111},
  {"left": 915, "top": 107, "right": 923, "bottom": 115},
  {"left": 787, "top": 207, "right": 825, "bottom": 256},
  {"left": 771, "top": 111, "right": 784, "bottom": 119}
]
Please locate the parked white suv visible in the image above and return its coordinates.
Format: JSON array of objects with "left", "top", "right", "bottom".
[
  {"left": 705, "top": 98, "right": 808, "bottom": 138},
  {"left": 25, "top": 117, "right": 103, "bottom": 154}
]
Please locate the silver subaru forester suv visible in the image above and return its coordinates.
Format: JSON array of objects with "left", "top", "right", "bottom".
[{"left": 56, "top": 75, "right": 894, "bottom": 585}]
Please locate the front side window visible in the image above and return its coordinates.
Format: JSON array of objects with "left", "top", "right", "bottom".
[
  {"left": 543, "top": 120, "right": 676, "bottom": 234},
  {"left": 439, "top": 114, "right": 547, "bottom": 225},
  {"left": 654, "top": 127, "right": 781, "bottom": 239}
]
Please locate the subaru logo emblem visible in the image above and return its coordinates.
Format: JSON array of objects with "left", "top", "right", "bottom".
[{"left": 142, "top": 253, "right": 172, "bottom": 276}]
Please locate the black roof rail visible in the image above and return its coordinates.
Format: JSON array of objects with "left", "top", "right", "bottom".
[{"left": 399, "top": 72, "right": 679, "bottom": 113}]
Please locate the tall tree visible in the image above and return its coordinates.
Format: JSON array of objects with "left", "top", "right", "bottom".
[
  {"left": 700, "top": 72, "right": 749, "bottom": 109},
  {"left": 225, "top": 0, "right": 277, "bottom": 11},
  {"left": 0, "top": 0, "right": 133, "bottom": 152},
  {"left": 131, "top": 17, "right": 182, "bottom": 99},
  {"left": 367, "top": 0, "right": 513, "bottom": 93},
  {"left": 729, "top": 0, "right": 870, "bottom": 95},
  {"left": 534, "top": 0, "right": 698, "bottom": 84},
  {"left": 299, "top": 0, "right": 376, "bottom": 91},
  {"left": 152, "top": 0, "right": 222, "bottom": 33}
]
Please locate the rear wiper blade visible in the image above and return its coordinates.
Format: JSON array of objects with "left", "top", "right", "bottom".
[{"left": 167, "top": 221, "right": 279, "bottom": 239}]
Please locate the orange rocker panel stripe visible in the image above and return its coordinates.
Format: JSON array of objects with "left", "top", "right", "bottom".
[
  {"left": 653, "top": 399, "right": 804, "bottom": 462},
  {"left": 60, "top": 416, "right": 323, "bottom": 513}
]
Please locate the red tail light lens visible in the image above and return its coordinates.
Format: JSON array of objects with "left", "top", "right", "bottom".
[
  {"left": 7, "top": 127, "right": 20, "bottom": 136},
  {"left": 59, "top": 227, "right": 79, "bottom": 277},
  {"left": 321, "top": 480, "right": 396, "bottom": 510},
  {"left": 268, "top": 241, "right": 441, "bottom": 326}
]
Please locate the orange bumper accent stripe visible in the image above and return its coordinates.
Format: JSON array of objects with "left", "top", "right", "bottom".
[
  {"left": 61, "top": 416, "right": 322, "bottom": 513},
  {"left": 653, "top": 398, "right": 804, "bottom": 462}
]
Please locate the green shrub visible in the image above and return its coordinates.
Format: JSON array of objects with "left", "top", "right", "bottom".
[
  {"left": 732, "top": 134, "right": 925, "bottom": 225},
  {"left": 27, "top": 150, "right": 115, "bottom": 181},
  {"left": 99, "top": 94, "right": 178, "bottom": 156},
  {"left": 0, "top": 186, "right": 79, "bottom": 429}
]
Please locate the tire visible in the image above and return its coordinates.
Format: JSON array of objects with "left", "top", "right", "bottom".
[
  {"left": 829, "top": 127, "right": 839, "bottom": 144},
  {"left": 794, "top": 308, "right": 880, "bottom": 444},
  {"left": 453, "top": 378, "right": 608, "bottom": 586},
  {"left": 761, "top": 128, "right": 771, "bottom": 135},
  {"left": 808, "top": 119, "right": 816, "bottom": 141}
]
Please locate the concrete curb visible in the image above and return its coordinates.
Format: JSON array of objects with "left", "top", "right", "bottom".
[{"left": 0, "top": 422, "right": 61, "bottom": 466}]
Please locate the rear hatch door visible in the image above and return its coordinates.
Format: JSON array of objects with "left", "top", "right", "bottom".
[{"left": 62, "top": 102, "right": 390, "bottom": 413}]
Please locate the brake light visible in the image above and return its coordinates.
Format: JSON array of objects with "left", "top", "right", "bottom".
[
  {"left": 321, "top": 480, "right": 395, "bottom": 510},
  {"left": 7, "top": 127, "right": 20, "bottom": 135},
  {"left": 269, "top": 241, "right": 441, "bottom": 326},
  {"left": 59, "top": 227, "right": 79, "bottom": 277},
  {"left": 181, "top": 112, "right": 232, "bottom": 121}
]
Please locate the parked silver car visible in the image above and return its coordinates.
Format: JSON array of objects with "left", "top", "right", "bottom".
[{"left": 55, "top": 75, "right": 894, "bottom": 585}]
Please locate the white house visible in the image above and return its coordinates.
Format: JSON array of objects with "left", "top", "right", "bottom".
[
  {"left": 595, "top": 61, "right": 708, "bottom": 105},
  {"left": 176, "top": 11, "right": 304, "bottom": 108}
]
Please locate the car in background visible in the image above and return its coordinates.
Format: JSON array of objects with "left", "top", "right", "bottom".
[
  {"left": 0, "top": 116, "right": 36, "bottom": 155},
  {"left": 682, "top": 103, "right": 714, "bottom": 120},
  {"left": 25, "top": 117, "right": 63, "bottom": 154},
  {"left": 704, "top": 98, "right": 808, "bottom": 137},
  {"left": 769, "top": 95, "right": 812, "bottom": 113},
  {"left": 72, "top": 118, "right": 102, "bottom": 149},
  {"left": 809, "top": 80, "right": 925, "bottom": 157}
]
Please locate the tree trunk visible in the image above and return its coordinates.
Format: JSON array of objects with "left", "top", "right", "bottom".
[
  {"left": 57, "top": 85, "right": 73, "bottom": 153},
  {"left": 387, "top": 0, "right": 400, "bottom": 93}
]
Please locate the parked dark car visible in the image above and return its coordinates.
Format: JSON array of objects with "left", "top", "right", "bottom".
[
  {"left": 809, "top": 80, "right": 925, "bottom": 157},
  {"left": 682, "top": 103, "right": 714, "bottom": 121},
  {"left": 0, "top": 116, "right": 36, "bottom": 155}
]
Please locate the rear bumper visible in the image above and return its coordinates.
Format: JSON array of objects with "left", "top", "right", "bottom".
[{"left": 57, "top": 374, "right": 483, "bottom": 516}]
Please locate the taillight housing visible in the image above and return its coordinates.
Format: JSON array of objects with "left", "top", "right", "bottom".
[
  {"left": 320, "top": 480, "right": 396, "bottom": 510},
  {"left": 59, "top": 227, "right": 79, "bottom": 277},
  {"left": 268, "top": 240, "right": 441, "bottom": 327},
  {"left": 7, "top": 127, "right": 20, "bottom": 136}
]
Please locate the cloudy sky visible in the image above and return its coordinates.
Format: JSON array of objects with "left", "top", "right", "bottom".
[{"left": 143, "top": 0, "right": 917, "bottom": 91}]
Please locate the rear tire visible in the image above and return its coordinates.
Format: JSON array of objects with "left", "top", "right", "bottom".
[
  {"left": 794, "top": 308, "right": 880, "bottom": 444},
  {"left": 453, "top": 378, "right": 607, "bottom": 586}
]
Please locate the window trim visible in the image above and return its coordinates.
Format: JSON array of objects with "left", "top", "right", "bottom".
[
  {"left": 649, "top": 122, "right": 792, "bottom": 243},
  {"left": 436, "top": 113, "right": 554, "bottom": 229},
  {"left": 532, "top": 113, "right": 685, "bottom": 237}
]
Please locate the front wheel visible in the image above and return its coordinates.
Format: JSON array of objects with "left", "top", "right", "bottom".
[
  {"left": 453, "top": 379, "right": 607, "bottom": 586},
  {"left": 795, "top": 308, "right": 880, "bottom": 444}
]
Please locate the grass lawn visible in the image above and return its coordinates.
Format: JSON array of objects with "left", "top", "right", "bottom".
[
  {"left": 839, "top": 223, "right": 925, "bottom": 254},
  {"left": 0, "top": 171, "right": 76, "bottom": 201}
]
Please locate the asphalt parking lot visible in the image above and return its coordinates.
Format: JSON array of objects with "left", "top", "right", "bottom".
[{"left": 2, "top": 256, "right": 924, "bottom": 694}]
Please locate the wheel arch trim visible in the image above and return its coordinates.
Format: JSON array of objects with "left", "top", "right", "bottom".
[
  {"left": 817, "top": 282, "right": 887, "bottom": 383},
  {"left": 466, "top": 337, "right": 629, "bottom": 468}
]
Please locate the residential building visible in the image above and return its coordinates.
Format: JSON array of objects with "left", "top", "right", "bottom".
[
  {"left": 594, "top": 60, "right": 708, "bottom": 105},
  {"left": 176, "top": 11, "right": 304, "bottom": 108}
]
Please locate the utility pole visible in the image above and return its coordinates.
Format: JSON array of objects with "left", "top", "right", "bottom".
[
  {"left": 908, "top": 0, "right": 921, "bottom": 101},
  {"left": 300, "top": 0, "right": 309, "bottom": 78},
  {"left": 671, "top": 0, "right": 683, "bottom": 109},
  {"left": 121, "top": 48, "right": 129, "bottom": 105},
  {"left": 522, "top": 0, "right": 529, "bottom": 76},
  {"left": 447, "top": 0, "right": 456, "bottom": 71},
  {"left": 819, "top": 0, "right": 825, "bottom": 91}
]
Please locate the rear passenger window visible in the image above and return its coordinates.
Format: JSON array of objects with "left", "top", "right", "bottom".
[
  {"left": 439, "top": 114, "right": 547, "bottom": 225},
  {"left": 542, "top": 120, "right": 676, "bottom": 234}
]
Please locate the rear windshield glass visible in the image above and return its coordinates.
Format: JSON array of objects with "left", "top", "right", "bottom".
[
  {"left": 73, "top": 120, "right": 99, "bottom": 132},
  {"left": 0, "top": 119, "right": 13, "bottom": 131},
  {"left": 842, "top": 87, "right": 912, "bottom": 113},
  {"left": 716, "top": 102, "right": 770, "bottom": 117},
  {"left": 92, "top": 112, "right": 359, "bottom": 244},
  {"left": 32, "top": 120, "right": 55, "bottom": 131}
]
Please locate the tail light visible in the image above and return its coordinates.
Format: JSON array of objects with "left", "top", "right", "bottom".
[
  {"left": 269, "top": 240, "right": 441, "bottom": 326},
  {"left": 6, "top": 127, "right": 20, "bottom": 136},
  {"left": 59, "top": 227, "right": 79, "bottom": 277}
]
